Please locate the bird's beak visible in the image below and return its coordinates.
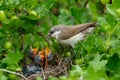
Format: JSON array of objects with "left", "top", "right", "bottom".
[{"left": 46, "top": 33, "right": 51, "bottom": 40}]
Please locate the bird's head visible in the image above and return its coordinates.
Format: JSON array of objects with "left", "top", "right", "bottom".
[
  {"left": 46, "top": 25, "right": 64, "bottom": 40},
  {"left": 27, "top": 46, "right": 38, "bottom": 59}
]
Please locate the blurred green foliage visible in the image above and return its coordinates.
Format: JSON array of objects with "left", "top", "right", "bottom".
[{"left": 0, "top": 0, "right": 120, "bottom": 80}]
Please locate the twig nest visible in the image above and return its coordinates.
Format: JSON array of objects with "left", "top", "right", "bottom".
[{"left": 25, "top": 55, "right": 71, "bottom": 80}]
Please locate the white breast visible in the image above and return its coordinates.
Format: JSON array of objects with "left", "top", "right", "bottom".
[{"left": 58, "top": 33, "right": 85, "bottom": 47}]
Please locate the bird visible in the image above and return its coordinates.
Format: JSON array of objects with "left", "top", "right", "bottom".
[
  {"left": 34, "top": 48, "right": 54, "bottom": 67},
  {"left": 22, "top": 64, "right": 41, "bottom": 77},
  {"left": 34, "top": 49, "right": 45, "bottom": 67},
  {"left": 27, "top": 46, "right": 38, "bottom": 64},
  {"left": 44, "top": 47, "right": 54, "bottom": 67},
  {"left": 46, "top": 22, "right": 97, "bottom": 48}
]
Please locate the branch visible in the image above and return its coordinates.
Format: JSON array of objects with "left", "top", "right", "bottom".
[
  {"left": 84, "top": 0, "right": 89, "bottom": 7},
  {"left": 0, "top": 69, "right": 27, "bottom": 80},
  {"left": 41, "top": 67, "right": 46, "bottom": 79}
]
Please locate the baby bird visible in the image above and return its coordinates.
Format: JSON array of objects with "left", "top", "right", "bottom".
[
  {"left": 34, "top": 49, "right": 45, "bottom": 67},
  {"left": 27, "top": 46, "right": 38, "bottom": 64},
  {"left": 34, "top": 47, "right": 54, "bottom": 67},
  {"left": 45, "top": 47, "right": 54, "bottom": 67}
]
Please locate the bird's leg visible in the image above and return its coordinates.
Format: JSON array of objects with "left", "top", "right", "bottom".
[
  {"left": 70, "top": 46, "right": 77, "bottom": 60},
  {"left": 65, "top": 46, "right": 76, "bottom": 62},
  {"left": 70, "top": 47, "right": 76, "bottom": 59},
  {"left": 59, "top": 44, "right": 66, "bottom": 56}
]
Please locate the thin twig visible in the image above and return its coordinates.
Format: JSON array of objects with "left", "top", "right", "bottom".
[
  {"left": 41, "top": 67, "right": 46, "bottom": 79},
  {"left": 106, "top": 22, "right": 119, "bottom": 49},
  {"left": 84, "top": 0, "right": 89, "bottom": 7},
  {"left": 0, "top": 68, "right": 27, "bottom": 80},
  {"left": 57, "top": 66, "right": 65, "bottom": 74},
  {"left": 79, "top": 64, "right": 85, "bottom": 67}
]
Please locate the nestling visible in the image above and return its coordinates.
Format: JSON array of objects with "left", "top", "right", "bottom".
[
  {"left": 46, "top": 22, "right": 97, "bottom": 48},
  {"left": 27, "top": 46, "right": 38, "bottom": 62},
  {"left": 34, "top": 49, "right": 45, "bottom": 67},
  {"left": 45, "top": 47, "right": 54, "bottom": 67},
  {"left": 34, "top": 48, "right": 54, "bottom": 67}
]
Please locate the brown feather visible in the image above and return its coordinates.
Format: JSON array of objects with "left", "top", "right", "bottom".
[{"left": 58, "top": 22, "right": 97, "bottom": 39}]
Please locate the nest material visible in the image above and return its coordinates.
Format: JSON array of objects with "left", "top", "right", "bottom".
[{"left": 26, "top": 55, "right": 72, "bottom": 80}]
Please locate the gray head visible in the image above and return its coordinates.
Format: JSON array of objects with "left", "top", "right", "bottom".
[{"left": 46, "top": 25, "right": 64, "bottom": 40}]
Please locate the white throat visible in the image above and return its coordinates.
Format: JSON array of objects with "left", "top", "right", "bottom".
[{"left": 51, "top": 31, "right": 61, "bottom": 39}]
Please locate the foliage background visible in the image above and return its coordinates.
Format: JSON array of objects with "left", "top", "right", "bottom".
[{"left": 0, "top": 0, "right": 120, "bottom": 80}]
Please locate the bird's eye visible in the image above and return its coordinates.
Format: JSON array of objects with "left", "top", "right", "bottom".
[{"left": 50, "top": 31, "right": 54, "bottom": 34}]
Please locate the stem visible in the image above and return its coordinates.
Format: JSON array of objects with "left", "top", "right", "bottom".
[
  {"left": 106, "top": 33, "right": 111, "bottom": 49},
  {"left": 84, "top": 0, "right": 89, "bottom": 7},
  {"left": 41, "top": 67, "right": 46, "bottom": 79},
  {"left": 106, "top": 22, "right": 119, "bottom": 49},
  {"left": 19, "top": 27, "right": 24, "bottom": 51},
  {"left": 0, "top": 69, "right": 27, "bottom": 80}
]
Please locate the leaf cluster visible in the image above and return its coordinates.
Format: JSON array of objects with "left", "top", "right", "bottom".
[{"left": 0, "top": 0, "right": 120, "bottom": 80}]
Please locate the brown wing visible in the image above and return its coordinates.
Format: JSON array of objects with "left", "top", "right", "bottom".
[{"left": 59, "top": 22, "right": 97, "bottom": 39}]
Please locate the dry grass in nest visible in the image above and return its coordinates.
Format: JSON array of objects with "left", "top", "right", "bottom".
[{"left": 26, "top": 54, "right": 72, "bottom": 80}]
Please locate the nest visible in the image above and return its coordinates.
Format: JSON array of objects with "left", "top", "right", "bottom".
[{"left": 26, "top": 55, "right": 72, "bottom": 80}]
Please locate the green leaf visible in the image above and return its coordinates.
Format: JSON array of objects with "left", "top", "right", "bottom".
[
  {"left": 85, "top": 54, "right": 108, "bottom": 80},
  {"left": 110, "top": 0, "right": 120, "bottom": 9},
  {"left": 106, "top": 0, "right": 120, "bottom": 18},
  {"left": 57, "top": 9, "right": 74, "bottom": 25},
  {"left": 87, "top": 2, "right": 100, "bottom": 20},
  {"left": 97, "top": 16, "right": 113, "bottom": 33},
  {"left": 106, "top": 53, "right": 120, "bottom": 75},
  {"left": 106, "top": 5, "right": 118, "bottom": 17},
  {"left": 48, "top": 76, "right": 58, "bottom": 80},
  {"left": 89, "top": 54, "right": 107, "bottom": 72},
  {"left": 71, "top": 7, "right": 90, "bottom": 23},
  {"left": 1, "top": 50, "right": 23, "bottom": 70},
  {"left": 24, "top": 33, "right": 35, "bottom": 45},
  {"left": 86, "top": 66, "right": 108, "bottom": 80},
  {"left": 0, "top": 72, "right": 7, "bottom": 80},
  {"left": 69, "top": 65, "right": 83, "bottom": 80},
  {"left": 60, "top": 76, "right": 69, "bottom": 80},
  {"left": 98, "top": 17, "right": 109, "bottom": 27},
  {"left": 36, "top": 77, "right": 43, "bottom": 80}
]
